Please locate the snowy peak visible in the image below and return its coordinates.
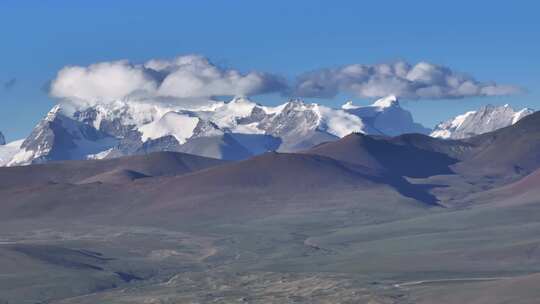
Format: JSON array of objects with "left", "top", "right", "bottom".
[
  {"left": 340, "top": 95, "right": 400, "bottom": 111},
  {"left": 138, "top": 112, "right": 199, "bottom": 144},
  {"left": 430, "top": 111, "right": 476, "bottom": 139},
  {"left": 431, "top": 104, "right": 535, "bottom": 139},
  {"left": 0, "top": 139, "right": 23, "bottom": 166},
  {"left": 8, "top": 106, "right": 118, "bottom": 166},
  {"left": 278, "top": 99, "right": 317, "bottom": 113},
  {"left": 372, "top": 95, "right": 399, "bottom": 108},
  {"left": 218, "top": 96, "right": 258, "bottom": 116},
  {"left": 341, "top": 95, "right": 429, "bottom": 136},
  {"left": 259, "top": 99, "right": 320, "bottom": 137},
  {"left": 3, "top": 95, "right": 432, "bottom": 165},
  {"left": 512, "top": 107, "right": 534, "bottom": 124},
  {"left": 45, "top": 104, "right": 63, "bottom": 121},
  {"left": 228, "top": 96, "right": 257, "bottom": 107}
]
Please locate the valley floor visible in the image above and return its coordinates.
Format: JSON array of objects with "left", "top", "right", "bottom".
[{"left": 2, "top": 193, "right": 540, "bottom": 304}]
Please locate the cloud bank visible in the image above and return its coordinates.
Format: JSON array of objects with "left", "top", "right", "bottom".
[
  {"left": 50, "top": 55, "right": 288, "bottom": 106},
  {"left": 292, "top": 61, "right": 522, "bottom": 99},
  {"left": 49, "top": 56, "right": 522, "bottom": 108}
]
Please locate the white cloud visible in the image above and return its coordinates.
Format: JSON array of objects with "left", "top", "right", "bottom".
[
  {"left": 293, "top": 61, "right": 523, "bottom": 99},
  {"left": 50, "top": 55, "right": 288, "bottom": 106},
  {"left": 49, "top": 56, "right": 523, "bottom": 107},
  {"left": 50, "top": 61, "right": 157, "bottom": 103},
  {"left": 155, "top": 55, "right": 284, "bottom": 98}
]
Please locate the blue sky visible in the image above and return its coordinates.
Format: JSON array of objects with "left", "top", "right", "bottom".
[{"left": 1, "top": 0, "right": 539, "bottom": 140}]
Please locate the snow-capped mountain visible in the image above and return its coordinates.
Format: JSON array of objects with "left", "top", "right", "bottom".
[
  {"left": 0, "top": 139, "right": 23, "bottom": 166},
  {"left": 0, "top": 131, "right": 25, "bottom": 166},
  {"left": 8, "top": 105, "right": 118, "bottom": 165},
  {"left": 431, "top": 104, "right": 534, "bottom": 139},
  {"left": 6, "top": 95, "right": 429, "bottom": 166},
  {"left": 341, "top": 95, "right": 430, "bottom": 136}
]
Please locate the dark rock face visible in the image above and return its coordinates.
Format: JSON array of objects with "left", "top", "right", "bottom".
[
  {"left": 238, "top": 106, "right": 269, "bottom": 125},
  {"left": 191, "top": 120, "right": 222, "bottom": 138},
  {"left": 98, "top": 118, "right": 136, "bottom": 138},
  {"left": 137, "top": 135, "right": 181, "bottom": 154},
  {"left": 105, "top": 132, "right": 182, "bottom": 159},
  {"left": 72, "top": 108, "right": 99, "bottom": 125},
  {"left": 73, "top": 108, "right": 136, "bottom": 138},
  {"left": 0, "top": 131, "right": 5, "bottom": 145},
  {"left": 18, "top": 109, "right": 117, "bottom": 164},
  {"left": 259, "top": 100, "right": 319, "bottom": 138},
  {"left": 256, "top": 100, "right": 335, "bottom": 151},
  {"left": 113, "top": 130, "right": 145, "bottom": 156},
  {"left": 20, "top": 116, "right": 77, "bottom": 163}
]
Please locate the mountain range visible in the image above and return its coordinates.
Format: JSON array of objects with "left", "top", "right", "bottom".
[
  {"left": 3, "top": 108, "right": 540, "bottom": 303},
  {"left": 3, "top": 110, "right": 540, "bottom": 217},
  {"left": 431, "top": 103, "right": 533, "bottom": 139},
  {"left": 0, "top": 96, "right": 533, "bottom": 166}
]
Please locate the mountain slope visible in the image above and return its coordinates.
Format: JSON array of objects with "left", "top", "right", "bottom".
[
  {"left": 431, "top": 104, "right": 534, "bottom": 139},
  {"left": 0, "top": 139, "right": 23, "bottom": 166},
  {"left": 156, "top": 152, "right": 381, "bottom": 192},
  {"left": 0, "top": 151, "right": 226, "bottom": 190},
  {"left": 8, "top": 106, "right": 118, "bottom": 166},
  {"left": 306, "top": 133, "right": 462, "bottom": 178},
  {"left": 143, "top": 151, "right": 438, "bottom": 206},
  {"left": 174, "top": 133, "right": 254, "bottom": 160},
  {"left": 0, "top": 149, "right": 440, "bottom": 222},
  {"left": 455, "top": 111, "right": 540, "bottom": 177},
  {"left": 460, "top": 167, "right": 540, "bottom": 208}
]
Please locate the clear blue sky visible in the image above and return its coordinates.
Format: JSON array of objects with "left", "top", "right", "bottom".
[{"left": 1, "top": 0, "right": 539, "bottom": 140}]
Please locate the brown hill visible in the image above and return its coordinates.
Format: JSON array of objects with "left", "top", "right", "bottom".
[
  {"left": 0, "top": 151, "right": 226, "bottom": 190},
  {"left": 457, "top": 111, "right": 540, "bottom": 177},
  {"left": 76, "top": 169, "right": 149, "bottom": 184},
  {"left": 0, "top": 151, "right": 438, "bottom": 222},
  {"left": 306, "top": 133, "right": 462, "bottom": 178}
]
